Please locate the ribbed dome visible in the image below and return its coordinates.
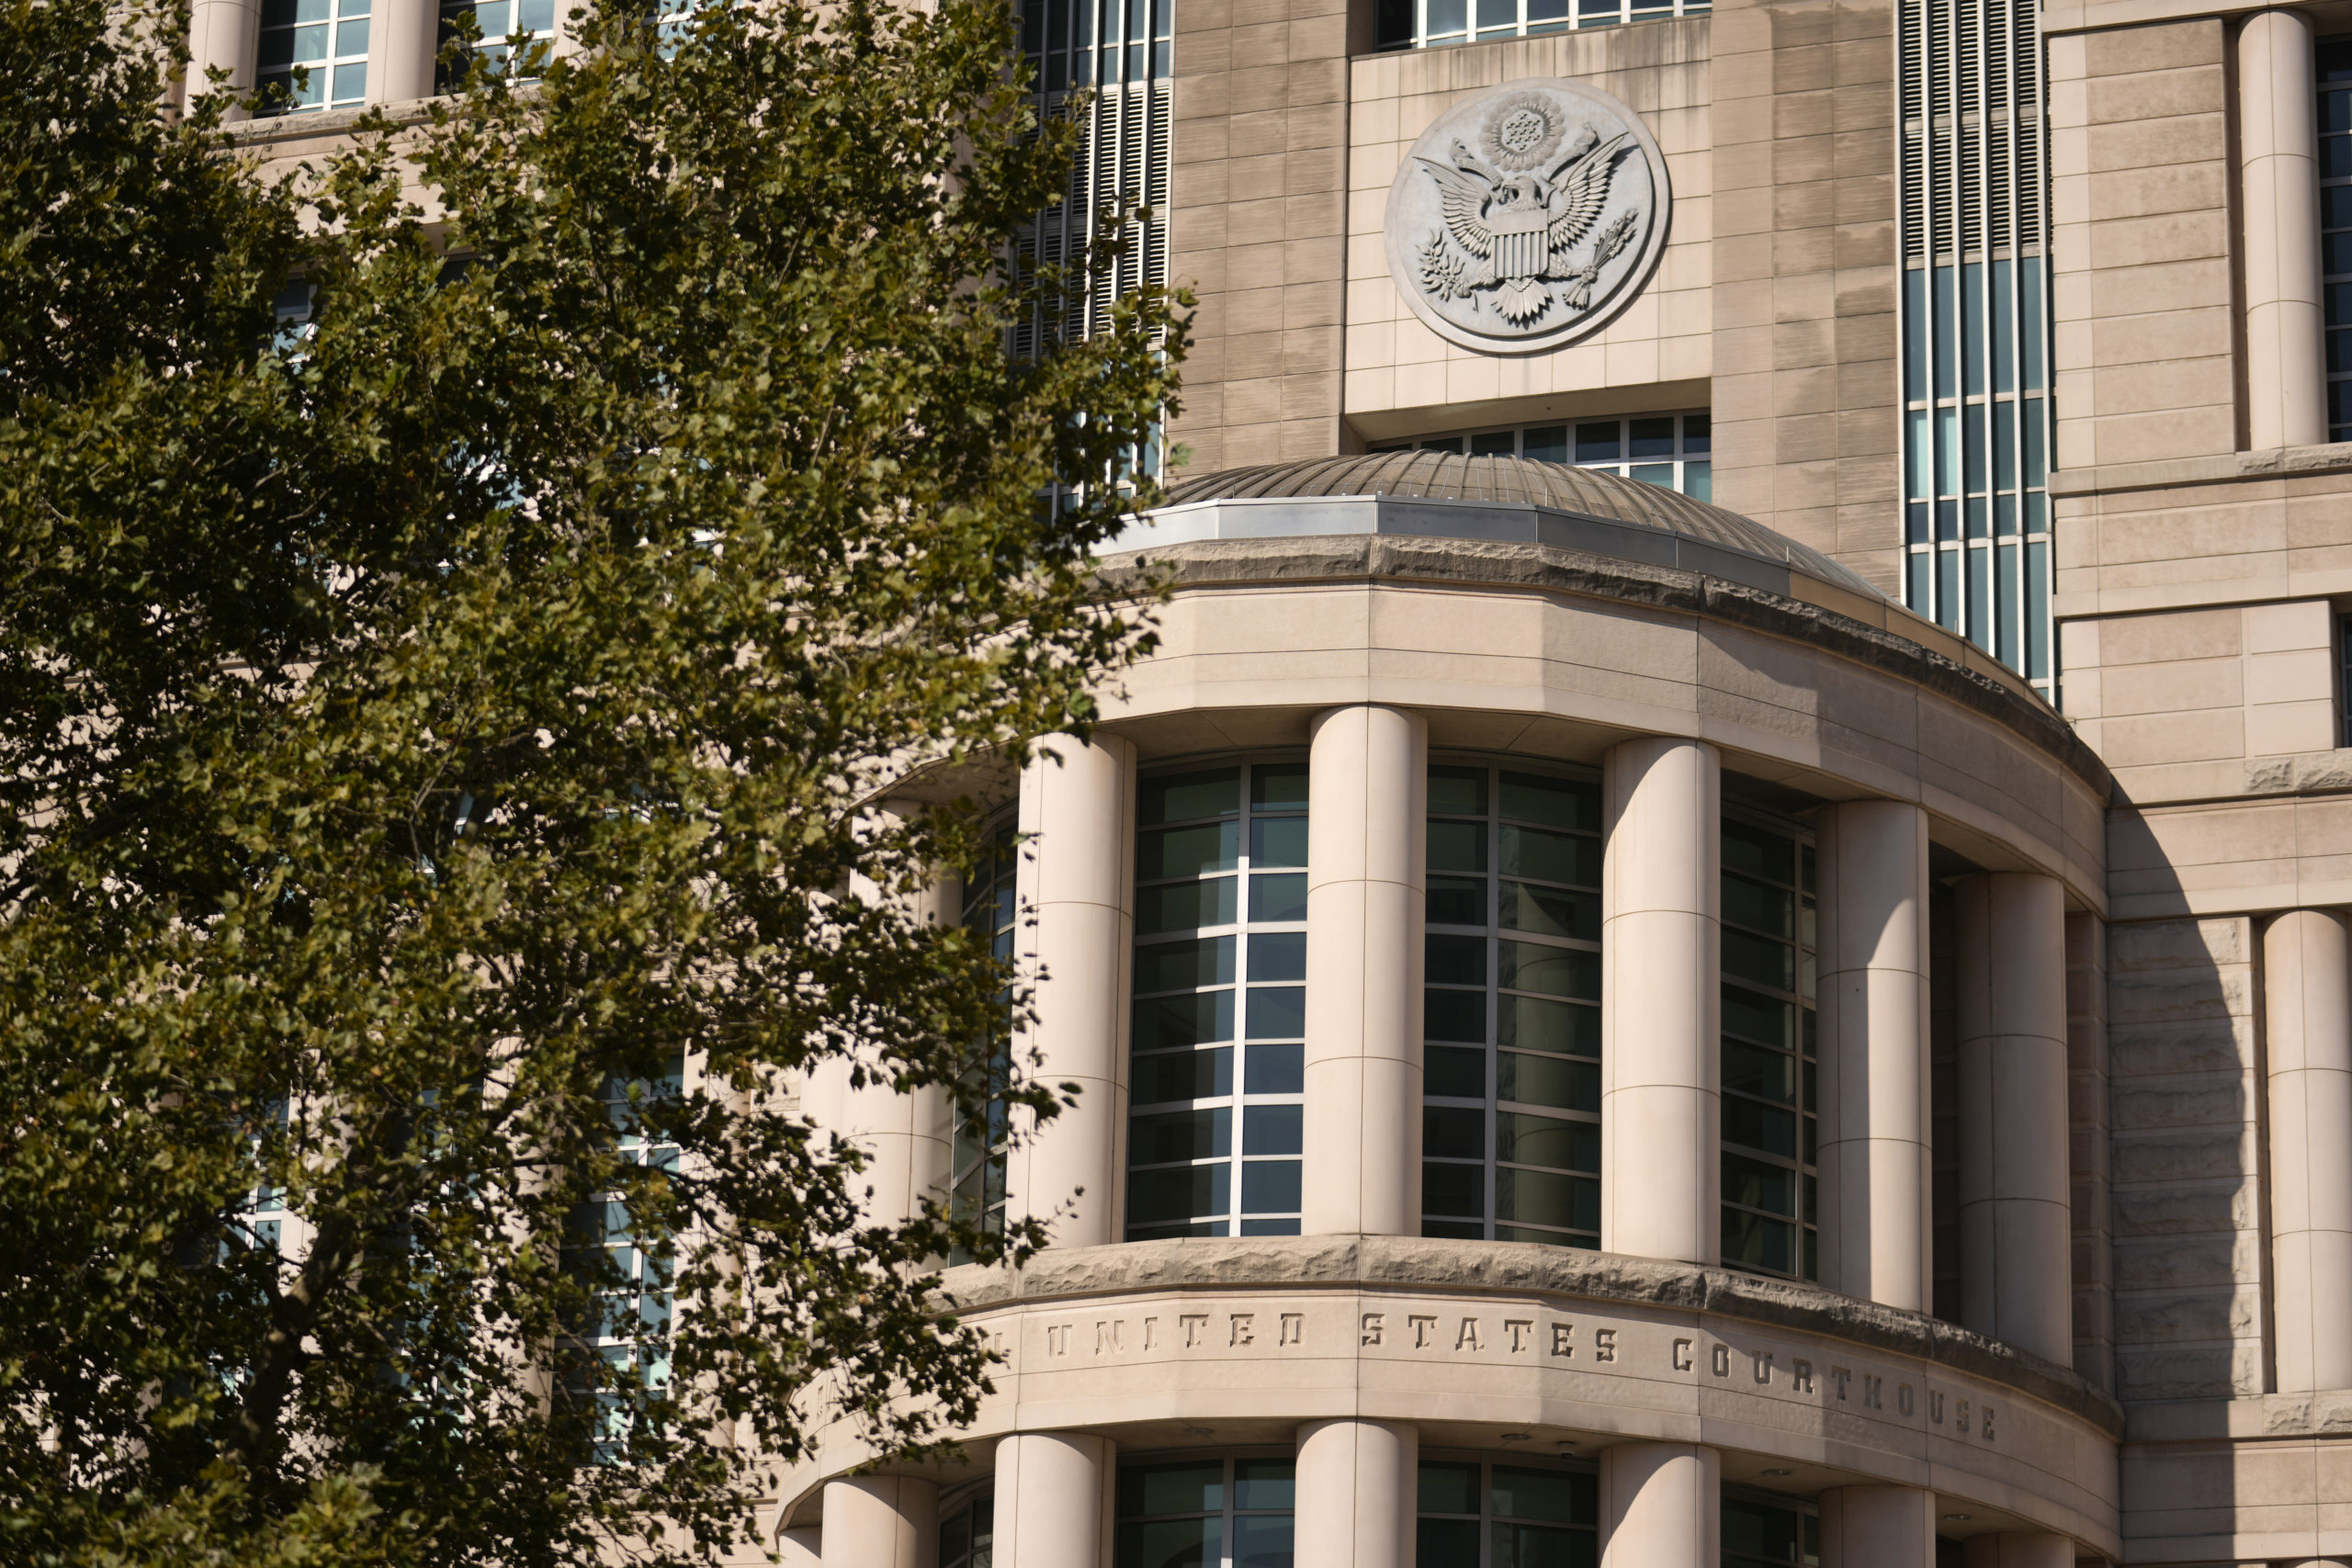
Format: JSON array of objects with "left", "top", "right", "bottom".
[{"left": 1159, "top": 451, "right": 1883, "bottom": 600}]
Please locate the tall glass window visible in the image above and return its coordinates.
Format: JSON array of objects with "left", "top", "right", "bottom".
[
  {"left": 949, "top": 826, "right": 1018, "bottom": 1259},
  {"left": 565, "top": 1056, "right": 681, "bottom": 1462},
  {"left": 1719, "top": 818, "right": 1818, "bottom": 1283},
  {"left": 2319, "top": 41, "right": 2352, "bottom": 442},
  {"left": 1115, "top": 1458, "right": 1294, "bottom": 1568},
  {"left": 939, "top": 1491, "right": 994, "bottom": 1568},
  {"left": 1417, "top": 1458, "right": 1599, "bottom": 1565},
  {"left": 1128, "top": 764, "right": 1307, "bottom": 1240},
  {"left": 256, "top": 0, "right": 369, "bottom": 112},
  {"left": 436, "top": 0, "right": 556, "bottom": 83},
  {"left": 1421, "top": 764, "right": 1602, "bottom": 1251},
  {"left": 1374, "top": 0, "right": 1708, "bottom": 51},
  {"left": 1897, "top": 0, "right": 2055, "bottom": 701},
  {"left": 1373, "top": 412, "right": 1713, "bottom": 502},
  {"left": 1723, "top": 1495, "right": 1820, "bottom": 1568}
]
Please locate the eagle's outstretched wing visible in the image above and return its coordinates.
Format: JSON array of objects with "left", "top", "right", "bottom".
[
  {"left": 1544, "top": 131, "right": 1634, "bottom": 252},
  {"left": 1416, "top": 155, "right": 1496, "bottom": 259}
]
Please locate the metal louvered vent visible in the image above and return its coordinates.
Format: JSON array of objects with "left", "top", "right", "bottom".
[{"left": 1010, "top": 0, "right": 1175, "bottom": 363}]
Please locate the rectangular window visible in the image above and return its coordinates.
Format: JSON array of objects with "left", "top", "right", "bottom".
[
  {"left": 1129, "top": 762, "right": 1308, "bottom": 1240},
  {"left": 1371, "top": 412, "right": 1713, "bottom": 502},
  {"left": 1723, "top": 1495, "right": 1821, "bottom": 1568},
  {"left": 1422, "top": 762, "right": 1602, "bottom": 1250},
  {"left": 1417, "top": 1459, "right": 1600, "bottom": 1565},
  {"left": 436, "top": 0, "right": 557, "bottom": 85},
  {"left": 1720, "top": 818, "right": 1818, "bottom": 1283},
  {"left": 1376, "top": 0, "right": 1705, "bottom": 48},
  {"left": 949, "top": 825, "right": 1019, "bottom": 1262},
  {"left": 2322, "top": 42, "right": 2352, "bottom": 442},
  {"left": 939, "top": 1492, "right": 993, "bottom": 1568},
  {"left": 1115, "top": 1458, "right": 1295, "bottom": 1568},
  {"left": 564, "top": 1056, "right": 682, "bottom": 1462},
  {"left": 257, "top": 0, "right": 370, "bottom": 112}
]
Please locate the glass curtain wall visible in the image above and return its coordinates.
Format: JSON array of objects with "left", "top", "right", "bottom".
[
  {"left": 256, "top": 0, "right": 370, "bottom": 112},
  {"left": 1417, "top": 1459, "right": 1599, "bottom": 1565},
  {"left": 2319, "top": 42, "right": 2352, "bottom": 441},
  {"left": 1719, "top": 818, "right": 1818, "bottom": 1282},
  {"left": 1421, "top": 764, "right": 1603, "bottom": 1250},
  {"left": 1374, "top": 0, "right": 1707, "bottom": 51},
  {"left": 1372, "top": 413, "right": 1713, "bottom": 502},
  {"left": 1897, "top": 0, "right": 2055, "bottom": 701},
  {"left": 1128, "top": 765, "right": 1308, "bottom": 1240},
  {"left": 1115, "top": 1458, "right": 1295, "bottom": 1568},
  {"left": 949, "top": 826, "right": 1019, "bottom": 1260}
]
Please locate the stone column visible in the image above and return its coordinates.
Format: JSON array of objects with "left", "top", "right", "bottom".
[
  {"left": 1599, "top": 1441, "right": 1720, "bottom": 1568},
  {"left": 1815, "top": 801, "right": 1933, "bottom": 1312},
  {"left": 374, "top": 0, "right": 441, "bottom": 103},
  {"left": 820, "top": 1476, "right": 938, "bottom": 1568},
  {"left": 777, "top": 1525, "right": 822, "bottom": 1567},
  {"left": 1006, "top": 735, "right": 1136, "bottom": 1247},
  {"left": 1819, "top": 1485, "right": 1935, "bottom": 1568},
  {"left": 1960, "top": 1533, "right": 2074, "bottom": 1568},
  {"left": 1293, "top": 1419, "right": 1417, "bottom": 1568},
  {"left": 187, "top": 0, "right": 260, "bottom": 118},
  {"left": 1302, "top": 705, "right": 1427, "bottom": 1236},
  {"left": 1956, "top": 872, "right": 2074, "bottom": 1364},
  {"left": 993, "top": 1431, "right": 1111, "bottom": 1568},
  {"left": 2264, "top": 908, "right": 2352, "bottom": 1392},
  {"left": 1600, "top": 737, "right": 1722, "bottom": 1266},
  {"left": 804, "top": 866, "right": 960, "bottom": 1234},
  {"left": 2240, "top": 6, "right": 2327, "bottom": 451}
]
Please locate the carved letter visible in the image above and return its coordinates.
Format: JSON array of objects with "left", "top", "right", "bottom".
[
  {"left": 1712, "top": 1344, "right": 1731, "bottom": 1378},
  {"left": 1928, "top": 1391, "right": 1945, "bottom": 1423},
  {"left": 1792, "top": 1359, "right": 1814, "bottom": 1393},
  {"left": 1281, "top": 1313, "right": 1305, "bottom": 1347},
  {"left": 1507, "top": 1319, "right": 1534, "bottom": 1353},
  {"left": 1862, "top": 1374, "right": 1883, "bottom": 1409},
  {"left": 1230, "top": 1314, "right": 1256, "bottom": 1348},
  {"left": 1180, "top": 1314, "right": 1210, "bottom": 1348},
  {"left": 1981, "top": 1404, "right": 1996, "bottom": 1442},
  {"left": 1897, "top": 1382, "right": 1915, "bottom": 1416},
  {"left": 1409, "top": 1314, "right": 1441, "bottom": 1348},
  {"left": 1457, "top": 1318, "right": 1482, "bottom": 1351},
  {"left": 1144, "top": 1317, "right": 1159, "bottom": 1350},
  {"left": 1096, "top": 1320, "right": 1124, "bottom": 1356},
  {"left": 1956, "top": 1399, "right": 1970, "bottom": 1435},
  {"left": 1551, "top": 1323, "right": 1576, "bottom": 1358},
  {"left": 1673, "top": 1337, "right": 1695, "bottom": 1371},
  {"left": 1753, "top": 1352, "right": 1774, "bottom": 1385},
  {"left": 1594, "top": 1329, "right": 1618, "bottom": 1363},
  {"left": 1829, "top": 1366, "right": 1851, "bottom": 1401},
  {"left": 1362, "top": 1313, "right": 1385, "bottom": 1348}
]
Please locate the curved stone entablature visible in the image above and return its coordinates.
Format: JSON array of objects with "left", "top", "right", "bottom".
[{"left": 784, "top": 1239, "right": 2123, "bottom": 1555}]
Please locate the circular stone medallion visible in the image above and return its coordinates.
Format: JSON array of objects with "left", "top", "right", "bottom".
[{"left": 1383, "top": 78, "right": 1673, "bottom": 355}]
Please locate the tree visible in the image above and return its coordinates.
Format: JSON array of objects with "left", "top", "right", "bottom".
[{"left": 0, "top": 0, "right": 1183, "bottom": 1559}]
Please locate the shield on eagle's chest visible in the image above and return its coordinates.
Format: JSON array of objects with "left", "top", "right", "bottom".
[{"left": 1487, "top": 201, "right": 1550, "bottom": 283}]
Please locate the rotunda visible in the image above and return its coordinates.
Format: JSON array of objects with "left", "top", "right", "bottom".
[{"left": 785, "top": 455, "right": 2117, "bottom": 1568}]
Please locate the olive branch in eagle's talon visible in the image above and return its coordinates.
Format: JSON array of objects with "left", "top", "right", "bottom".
[
  {"left": 1555, "top": 208, "right": 1640, "bottom": 310},
  {"left": 1419, "top": 231, "right": 1474, "bottom": 305}
]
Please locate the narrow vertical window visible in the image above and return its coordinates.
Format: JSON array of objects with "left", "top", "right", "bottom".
[
  {"left": 2320, "top": 40, "right": 2352, "bottom": 442},
  {"left": 565, "top": 1057, "right": 681, "bottom": 1463},
  {"left": 949, "top": 826, "right": 1018, "bottom": 1261},
  {"left": 1719, "top": 818, "right": 1818, "bottom": 1282},
  {"left": 1128, "top": 763, "right": 1307, "bottom": 1240},
  {"left": 1422, "top": 763, "right": 1602, "bottom": 1250}
]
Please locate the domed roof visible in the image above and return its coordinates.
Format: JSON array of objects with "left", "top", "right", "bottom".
[{"left": 1148, "top": 451, "right": 1884, "bottom": 600}]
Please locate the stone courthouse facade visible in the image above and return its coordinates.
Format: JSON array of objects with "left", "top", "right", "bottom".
[{"left": 194, "top": 0, "right": 2352, "bottom": 1558}]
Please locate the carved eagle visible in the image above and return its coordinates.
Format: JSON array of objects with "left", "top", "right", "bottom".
[{"left": 1414, "top": 128, "right": 1637, "bottom": 324}]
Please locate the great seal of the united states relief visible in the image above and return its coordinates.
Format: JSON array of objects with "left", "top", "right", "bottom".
[{"left": 1383, "top": 78, "right": 1673, "bottom": 355}]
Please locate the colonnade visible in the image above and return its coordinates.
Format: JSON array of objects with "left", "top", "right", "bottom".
[
  {"left": 186, "top": 0, "right": 442, "bottom": 120},
  {"left": 805, "top": 709, "right": 2084, "bottom": 1567}
]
